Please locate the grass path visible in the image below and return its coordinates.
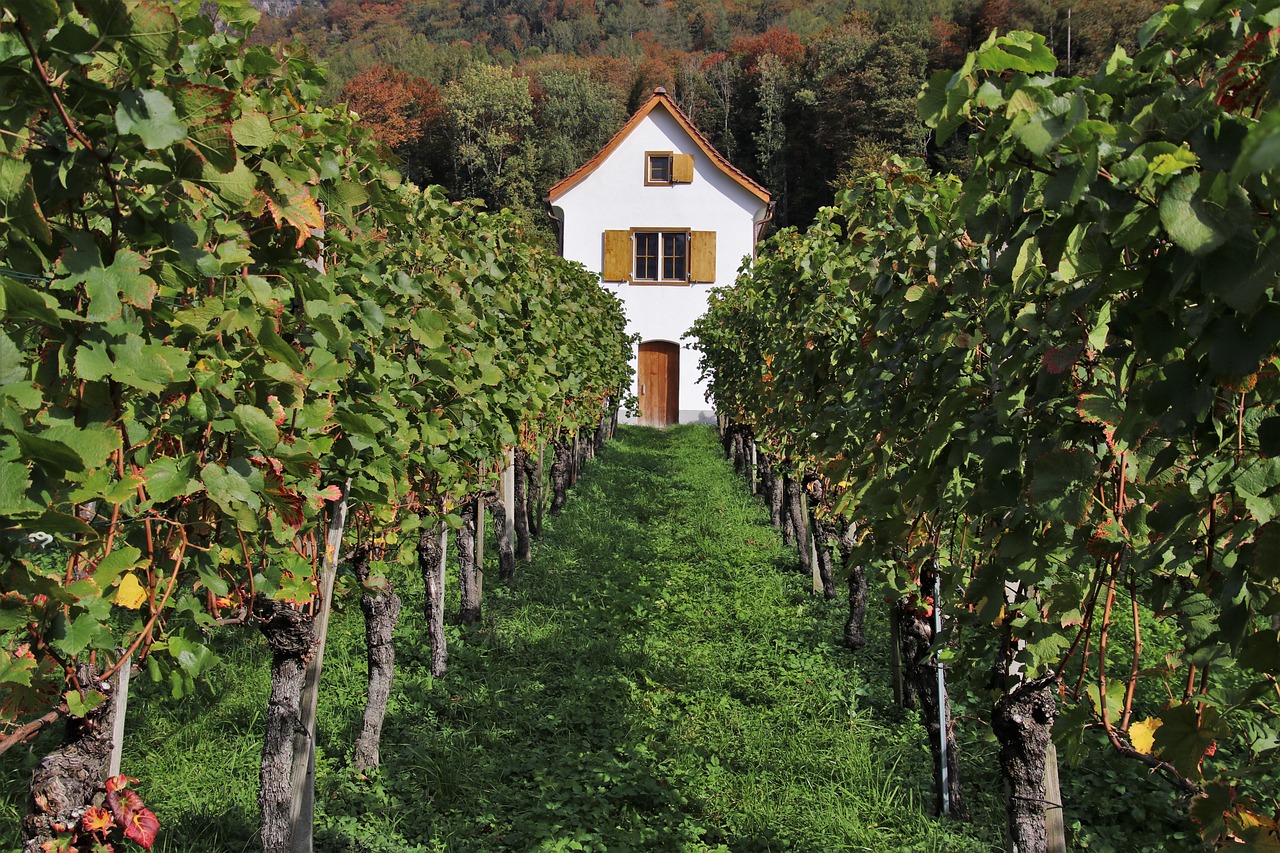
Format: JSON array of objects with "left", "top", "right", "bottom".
[{"left": 3, "top": 424, "right": 1001, "bottom": 852}]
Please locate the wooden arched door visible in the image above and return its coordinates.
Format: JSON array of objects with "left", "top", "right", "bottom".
[{"left": 637, "top": 341, "right": 680, "bottom": 427}]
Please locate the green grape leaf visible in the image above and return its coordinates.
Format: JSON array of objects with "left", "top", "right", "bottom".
[
  {"left": 232, "top": 403, "right": 280, "bottom": 451},
  {"left": 115, "top": 89, "right": 187, "bottom": 150},
  {"left": 1029, "top": 448, "right": 1098, "bottom": 525}
]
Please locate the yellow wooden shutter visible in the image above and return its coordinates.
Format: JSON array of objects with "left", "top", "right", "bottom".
[
  {"left": 672, "top": 154, "right": 694, "bottom": 183},
  {"left": 690, "top": 231, "right": 716, "bottom": 282},
  {"left": 602, "top": 230, "right": 630, "bottom": 280}
]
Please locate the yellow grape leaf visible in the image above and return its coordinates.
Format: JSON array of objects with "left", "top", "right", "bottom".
[
  {"left": 115, "top": 573, "right": 148, "bottom": 609},
  {"left": 1129, "top": 717, "right": 1162, "bottom": 755}
]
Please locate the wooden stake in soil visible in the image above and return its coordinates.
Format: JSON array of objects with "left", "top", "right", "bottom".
[
  {"left": 1044, "top": 743, "right": 1067, "bottom": 853},
  {"left": 889, "top": 604, "right": 905, "bottom": 706},
  {"left": 534, "top": 444, "right": 545, "bottom": 536},
  {"left": 107, "top": 653, "right": 131, "bottom": 778},
  {"left": 475, "top": 492, "right": 486, "bottom": 585},
  {"left": 287, "top": 479, "right": 351, "bottom": 853}
]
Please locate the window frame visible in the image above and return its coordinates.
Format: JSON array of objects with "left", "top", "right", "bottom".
[
  {"left": 630, "top": 228, "right": 691, "bottom": 286},
  {"left": 644, "top": 151, "right": 674, "bottom": 186}
]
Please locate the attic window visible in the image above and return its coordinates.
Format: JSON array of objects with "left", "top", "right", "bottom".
[
  {"left": 646, "top": 152, "right": 673, "bottom": 185},
  {"left": 646, "top": 152, "right": 694, "bottom": 186}
]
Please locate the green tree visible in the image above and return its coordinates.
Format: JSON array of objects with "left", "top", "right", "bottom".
[
  {"left": 443, "top": 64, "right": 536, "bottom": 209},
  {"left": 753, "top": 53, "right": 790, "bottom": 200},
  {"left": 532, "top": 69, "right": 625, "bottom": 187}
]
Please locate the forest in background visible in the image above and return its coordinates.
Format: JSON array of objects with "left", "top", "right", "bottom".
[{"left": 248, "top": 0, "right": 1160, "bottom": 232}]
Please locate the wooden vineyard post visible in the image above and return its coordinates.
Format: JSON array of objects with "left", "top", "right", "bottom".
[
  {"left": 750, "top": 441, "right": 758, "bottom": 495},
  {"left": 889, "top": 605, "right": 905, "bottom": 707},
  {"left": 475, "top": 488, "right": 486, "bottom": 592},
  {"left": 289, "top": 479, "right": 351, "bottom": 853},
  {"left": 536, "top": 444, "right": 545, "bottom": 534},
  {"left": 933, "top": 570, "right": 951, "bottom": 818},
  {"left": 503, "top": 449, "right": 515, "bottom": 526},
  {"left": 1045, "top": 744, "right": 1067, "bottom": 853},
  {"left": 107, "top": 653, "right": 132, "bottom": 778}
]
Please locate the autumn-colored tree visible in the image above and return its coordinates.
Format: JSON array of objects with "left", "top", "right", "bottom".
[
  {"left": 730, "top": 25, "right": 804, "bottom": 73},
  {"left": 341, "top": 65, "right": 443, "bottom": 149},
  {"left": 928, "top": 15, "right": 967, "bottom": 71}
]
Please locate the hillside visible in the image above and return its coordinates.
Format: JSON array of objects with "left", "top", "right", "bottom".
[{"left": 244, "top": 0, "right": 1161, "bottom": 228}]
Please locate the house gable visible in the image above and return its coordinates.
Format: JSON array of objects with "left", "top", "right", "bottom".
[{"left": 547, "top": 88, "right": 770, "bottom": 207}]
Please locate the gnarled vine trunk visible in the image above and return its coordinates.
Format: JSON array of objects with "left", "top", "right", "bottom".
[
  {"left": 568, "top": 432, "right": 582, "bottom": 486},
  {"left": 351, "top": 547, "right": 401, "bottom": 771},
  {"left": 730, "top": 426, "right": 748, "bottom": 478},
  {"left": 257, "top": 601, "right": 315, "bottom": 852},
  {"left": 530, "top": 446, "right": 545, "bottom": 537},
  {"left": 804, "top": 477, "right": 837, "bottom": 599},
  {"left": 761, "top": 453, "right": 784, "bottom": 530},
  {"left": 784, "top": 474, "right": 811, "bottom": 573},
  {"left": 417, "top": 520, "right": 448, "bottom": 677},
  {"left": 994, "top": 674, "right": 1058, "bottom": 852},
  {"left": 22, "top": 666, "right": 117, "bottom": 853},
  {"left": 515, "top": 447, "right": 532, "bottom": 562},
  {"left": 594, "top": 406, "right": 609, "bottom": 454},
  {"left": 550, "top": 438, "right": 571, "bottom": 515},
  {"left": 490, "top": 488, "right": 516, "bottom": 584},
  {"left": 457, "top": 498, "right": 481, "bottom": 625},
  {"left": 836, "top": 522, "right": 867, "bottom": 650}
]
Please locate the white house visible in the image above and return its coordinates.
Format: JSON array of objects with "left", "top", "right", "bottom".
[{"left": 548, "top": 87, "right": 772, "bottom": 426}]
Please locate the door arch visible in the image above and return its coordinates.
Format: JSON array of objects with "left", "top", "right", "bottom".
[{"left": 637, "top": 341, "right": 679, "bottom": 427}]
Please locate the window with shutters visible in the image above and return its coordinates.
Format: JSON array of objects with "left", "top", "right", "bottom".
[
  {"left": 602, "top": 229, "right": 715, "bottom": 284},
  {"left": 645, "top": 152, "right": 694, "bottom": 185}
]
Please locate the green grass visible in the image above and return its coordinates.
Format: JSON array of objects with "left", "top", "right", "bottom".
[{"left": 4, "top": 425, "right": 1008, "bottom": 851}]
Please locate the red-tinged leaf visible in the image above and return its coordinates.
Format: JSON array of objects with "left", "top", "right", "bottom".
[
  {"left": 0, "top": 646, "right": 60, "bottom": 723},
  {"left": 1190, "top": 781, "right": 1236, "bottom": 844},
  {"left": 123, "top": 806, "right": 160, "bottom": 850},
  {"left": 1229, "top": 807, "right": 1280, "bottom": 850},
  {"left": 316, "top": 484, "right": 343, "bottom": 503},
  {"left": 126, "top": 0, "right": 179, "bottom": 62},
  {"left": 186, "top": 122, "right": 237, "bottom": 173},
  {"left": 106, "top": 790, "right": 124, "bottom": 826},
  {"left": 82, "top": 805, "right": 115, "bottom": 834},
  {"left": 266, "top": 190, "right": 323, "bottom": 248},
  {"left": 249, "top": 455, "right": 284, "bottom": 477},
  {"left": 1042, "top": 345, "right": 1082, "bottom": 375},
  {"left": 172, "top": 82, "right": 234, "bottom": 124},
  {"left": 104, "top": 774, "right": 136, "bottom": 794}
]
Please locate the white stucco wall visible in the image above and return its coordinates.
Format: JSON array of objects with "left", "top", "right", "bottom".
[{"left": 554, "top": 106, "right": 768, "bottom": 422}]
